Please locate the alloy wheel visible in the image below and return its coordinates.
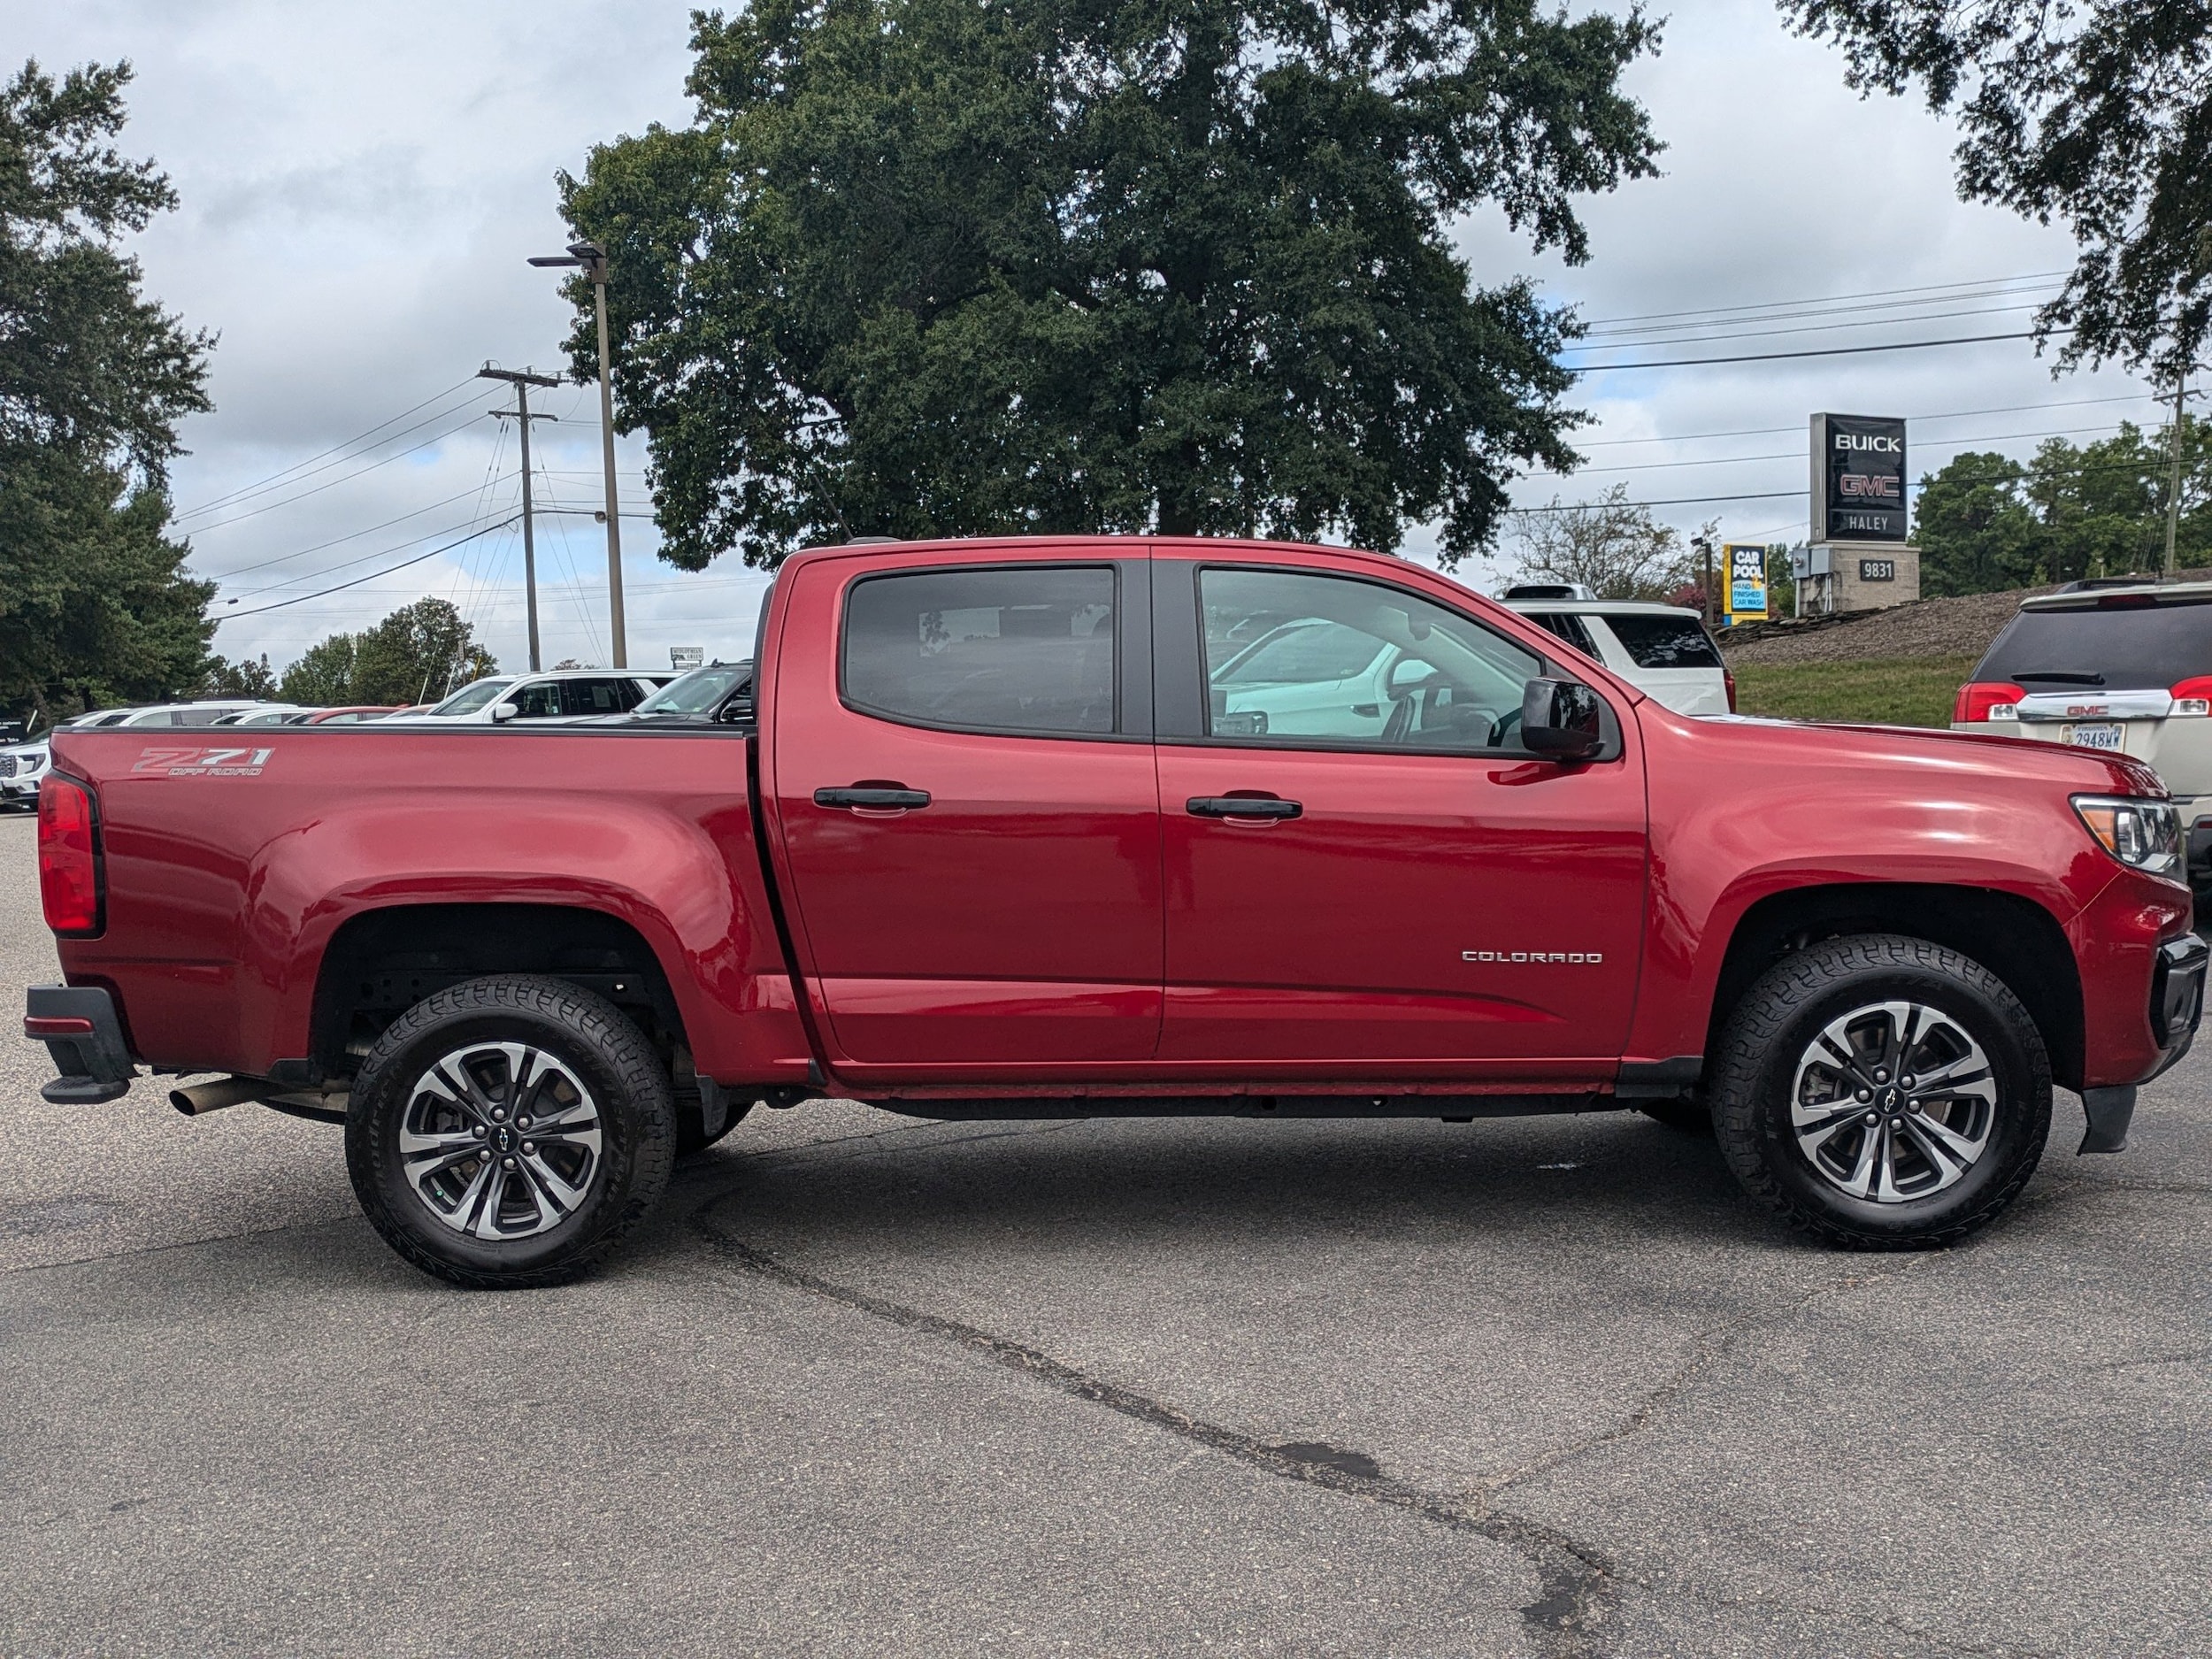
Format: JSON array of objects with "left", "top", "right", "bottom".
[
  {"left": 1789, "top": 1000, "right": 1998, "bottom": 1203},
  {"left": 398, "top": 1041, "right": 603, "bottom": 1239}
]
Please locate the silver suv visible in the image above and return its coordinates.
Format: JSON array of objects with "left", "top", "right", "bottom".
[{"left": 1951, "top": 580, "right": 2212, "bottom": 894}]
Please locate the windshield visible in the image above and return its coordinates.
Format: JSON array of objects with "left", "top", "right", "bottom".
[
  {"left": 1975, "top": 599, "right": 2212, "bottom": 692},
  {"left": 426, "top": 679, "right": 514, "bottom": 716},
  {"left": 634, "top": 663, "right": 749, "bottom": 716}
]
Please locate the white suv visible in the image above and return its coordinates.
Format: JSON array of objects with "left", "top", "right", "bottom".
[
  {"left": 407, "top": 669, "right": 677, "bottom": 724},
  {"left": 1951, "top": 579, "right": 2212, "bottom": 894},
  {"left": 1499, "top": 589, "right": 1734, "bottom": 716}
]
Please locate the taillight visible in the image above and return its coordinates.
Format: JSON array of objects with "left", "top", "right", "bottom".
[
  {"left": 1954, "top": 682, "right": 2020, "bottom": 723},
  {"left": 1724, "top": 666, "right": 1738, "bottom": 713},
  {"left": 2171, "top": 675, "right": 2212, "bottom": 717},
  {"left": 38, "top": 776, "right": 102, "bottom": 936}
]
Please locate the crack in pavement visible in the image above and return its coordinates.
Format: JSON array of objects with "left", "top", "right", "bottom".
[
  {"left": 1476, "top": 1255, "right": 1941, "bottom": 1501},
  {"left": 687, "top": 1184, "right": 1617, "bottom": 1659}
]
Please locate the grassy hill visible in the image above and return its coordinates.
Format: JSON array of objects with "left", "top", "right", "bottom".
[{"left": 1730, "top": 656, "right": 1979, "bottom": 728}]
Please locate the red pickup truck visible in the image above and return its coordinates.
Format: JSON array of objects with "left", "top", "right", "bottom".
[{"left": 26, "top": 536, "right": 2207, "bottom": 1286}]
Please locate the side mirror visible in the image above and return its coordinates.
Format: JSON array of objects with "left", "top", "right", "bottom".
[
  {"left": 489, "top": 702, "right": 518, "bottom": 724},
  {"left": 1521, "top": 677, "right": 1603, "bottom": 760}
]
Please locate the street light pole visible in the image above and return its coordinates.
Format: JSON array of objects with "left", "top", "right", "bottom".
[
  {"left": 530, "top": 239, "right": 627, "bottom": 668},
  {"left": 478, "top": 365, "right": 559, "bottom": 672}
]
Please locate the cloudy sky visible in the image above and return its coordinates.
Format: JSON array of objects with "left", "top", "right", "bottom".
[{"left": 20, "top": 0, "right": 2159, "bottom": 680}]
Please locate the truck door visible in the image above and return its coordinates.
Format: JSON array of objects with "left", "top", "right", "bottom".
[
  {"left": 764, "top": 551, "right": 1163, "bottom": 1076},
  {"left": 1152, "top": 559, "right": 1647, "bottom": 1074}
]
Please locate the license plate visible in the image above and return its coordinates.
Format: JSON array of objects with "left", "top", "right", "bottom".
[{"left": 2065, "top": 722, "right": 2125, "bottom": 751}]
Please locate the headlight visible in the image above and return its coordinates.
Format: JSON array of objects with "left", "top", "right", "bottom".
[
  {"left": 25, "top": 754, "right": 42, "bottom": 772},
  {"left": 2072, "top": 795, "right": 2184, "bottom": 880}
]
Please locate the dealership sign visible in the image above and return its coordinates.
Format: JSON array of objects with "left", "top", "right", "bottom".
[
  {"left": 1811, "top": 413, "right": 1908, "bottom": 543},
  {"left": 1724, "top": 543, "right": 1770, "bottom": 622}
]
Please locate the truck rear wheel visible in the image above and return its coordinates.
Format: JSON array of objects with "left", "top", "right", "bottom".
[
  {"left": 1710, "top": 934, "right": 2051, "bottom": 1249},
  {"left": 344, "top": 976, "right": 676, "bottom": 1288}
]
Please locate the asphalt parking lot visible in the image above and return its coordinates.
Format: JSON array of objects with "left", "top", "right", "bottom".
[{"left": 2, "top": 810, "right": 2208, "bottom": 1657}]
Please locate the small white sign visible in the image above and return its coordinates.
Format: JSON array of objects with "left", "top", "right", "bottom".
[{"left": 669, "top": 646, "right": 705, "bottom": 670}]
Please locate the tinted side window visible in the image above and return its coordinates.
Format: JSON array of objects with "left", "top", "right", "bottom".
[
  {"left": 1526, "top": 612, "right": 1600, "bottom": 657},
  {"left": 511, "top": 682, "right": 564, "bottom": 718},
  {"left": 560, "top": 678, "right": 636, "bottom": 715},
  {"left": 1604, "top": 614, "right": 1722, "bottom": 669},
  {"left": 843, "top": 566, "right": 1117, "bottom": 736},
  {"left": 1199, "top": 568, "right": 1543, "bottom": 750}
]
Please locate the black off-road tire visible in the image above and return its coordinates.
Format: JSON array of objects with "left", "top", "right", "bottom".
[
  {"left": 1710, "top": 933, "right": 2051, "bottom": 1250},
  {"left": 345, "top": 975, "right": 676, "bottom": 1288}
]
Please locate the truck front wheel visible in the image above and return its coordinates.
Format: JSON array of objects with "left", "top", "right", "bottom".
[
  {"left": 1710, "top": 934, "right": 2051, "bottom": 1249},
  {"left": 344, "top": 976, "right": 677, "bottom": 1288}
]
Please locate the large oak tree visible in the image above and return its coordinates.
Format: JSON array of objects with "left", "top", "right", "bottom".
[
  {"left": 0, "top": 60, "right": 214, "bottom": 722},
  {"left": 560, "top": 0, "right": 1662, "bottom": 569},
  {"left": 1785, "top": 0, "right": 2212, "bottom": 383}
]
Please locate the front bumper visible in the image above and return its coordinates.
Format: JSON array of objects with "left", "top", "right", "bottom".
[{"left": 23, "top": 985, "right": 137, "bottom": 1103}]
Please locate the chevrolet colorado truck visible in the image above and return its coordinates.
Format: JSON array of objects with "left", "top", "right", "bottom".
[{"left": 25, "top": 536, "right": 2208, "bottom": 1287}]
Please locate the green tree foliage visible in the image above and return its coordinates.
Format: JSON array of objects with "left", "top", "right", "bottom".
[
  {"left": 1783, "top": 0, "right": 2212, "bottom": 380},
  {"left": 560, "top": 0, "right": 1663, "bottom": 570},
  {"left": 196, "top": 651, "right": 277, "bottom": 699},
  {"left": 1914, "top": 419, "right": 2210, "bottom": 595},
  {"left": 0, "top": 60, "right": 214, "bottom": 721},
  {"left": 1513, "top": 482, "right": 1698, "bottom": 601},
  {"left": 274, "top": 599, "right": 497, "bottom": 707}
]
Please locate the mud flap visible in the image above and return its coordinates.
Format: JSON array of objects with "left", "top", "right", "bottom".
[{"left": 2078, "top": 1085, "right": 2136, "bottom": 1155}]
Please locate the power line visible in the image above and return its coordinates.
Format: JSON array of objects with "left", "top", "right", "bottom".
[
  {"left": 1579, "top": 271, "right": 2071, "bottom": 329},
  {"left": 179, "top": 404, "right": 491, "bottom": 536},
  {"left": 1579, "top": 283, "right": 2062, "bottom": 340},
  {"left": 215, "top": 518, "right": 522, "bottom": 620},
  {"left": 174, "top": 376, "right": 480, "bottom": 521},
  {"left": 1573, "top": 392, "right": 2157, "bottom": 449},
  {"left": 1565, "top": 328, "right": 2062, "bottom": 373},
  {"left": 1582, "top": 299, "right": 2052, "bottom": 351},
  {"left": 192, "top": 477, "right": 522, "bottom": 584}
]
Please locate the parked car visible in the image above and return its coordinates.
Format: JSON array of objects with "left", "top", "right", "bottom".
[
  {"left": 109, "top": 701, "right": 276, "bottom": 727},
  {"left": 298, "top": 706, "right": 406, "bottom": 726},
  {"left": 1, "top": 710, "right": 130, "bottom": 809},
  {"left": 404, "top": 670, "right": 676, "bottom": 724},
  {"left": 1953, "top": 579, "right": 2212, "bottom": 895},
  {"left": 1501, "top": 597, "right": 1734, "bottom": 716},
  {"left": 25, "top": 534, "right": 2203, "bottom": 1288},
  {"left": 617, "top": 661, "right": 752, "bottom": 724},
  {"left": 214, "top": 704, "right": 315, "bottom": 726}
]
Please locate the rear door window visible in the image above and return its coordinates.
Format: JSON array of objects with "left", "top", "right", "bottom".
[
  {"left": 1525, "top": 612, "right": 1601, "bottom": 658},
  {"left": 1976, "top": 599, "right": 2212, "bottom": 691},
  {"left": 842, "top": 565, "right": 1118, "bottom": 735},
  {"left": 560, "top": 677, "right": 640, "bottom": 715},
  {"left": 1602, "top": 614, "right": 1723, "bottom": 669}
]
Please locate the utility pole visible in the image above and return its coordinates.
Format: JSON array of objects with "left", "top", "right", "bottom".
[
  {"left": 2163, "top": 369, "right": 2192, "bottom": 580},
  {"left": 479, "top": 365, "right": 560, "bottom": 672},
  {"left": 1693, "top": 535, "right": 1715, "bottom": 626},
  {"left": 529, "top": 240, "right": 626, "bottom": 667}
]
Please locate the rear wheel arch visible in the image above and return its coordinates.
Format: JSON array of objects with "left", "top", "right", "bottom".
[
  {"left": 1704, "top": 884, "right": 2085, "bottom": 1092},
  {"left": 311, "top": 902, "right": 695, "bottom": 1089}
]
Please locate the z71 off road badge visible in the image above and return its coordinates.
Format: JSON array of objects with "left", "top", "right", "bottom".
[{"left": 131, "top": 745, "right": 274, "bottom": 778}]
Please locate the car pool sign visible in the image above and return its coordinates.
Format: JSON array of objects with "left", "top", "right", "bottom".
[
  {"left": 1811, "top": 413, "right": 1908, "bottom": 543},
  {"left": 1724, "top": 544, "right": 1770, "bottom": 622}
]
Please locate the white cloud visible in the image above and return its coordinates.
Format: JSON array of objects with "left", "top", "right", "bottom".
[{"left": 17, "top": 0, "right": 2162, "bottom": 662}]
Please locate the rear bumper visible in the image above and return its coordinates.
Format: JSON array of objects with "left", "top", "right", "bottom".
[{"left": 23, "top": 985, "right": 137, "bottom": 1103}]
